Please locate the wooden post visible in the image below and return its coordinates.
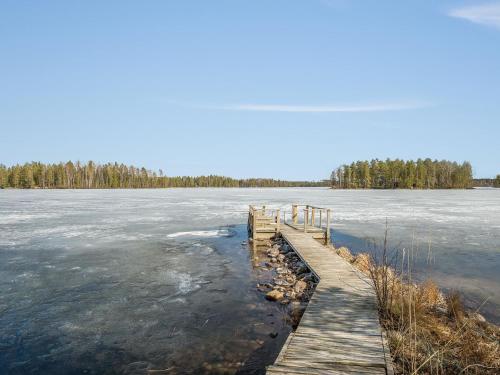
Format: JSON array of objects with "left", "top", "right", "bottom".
[
  {"left": 305, "top": 206, "right": 309, "bottom": 226},
  {"left": 325, "top": 209, "right": 331, "bottom": 245},
  {"left": 276, "top": 209, "right": 280, "bottom": 234},
  {"left": 311, "top": 208, "right": 316, "bottom": 227},
  {"left": 252, "top": 208, "right": 257, "bottom": 240},
  {"left": 304, "top": 208, "right": 308, "bottom": 233},
  {"left": 283, "top": 209, "right": 286, "bottom": 224},
  {"left": 247, "top": 206, "right": 251, "bottom": 234},
  {"left": 319, "top": 209, "right": 323, "bottom": 229},
  {"left": 248, "top": 206, "right": 253, "bottom": 236},
  {"left": 292, "top": 205, "right": 298, "bottom": 224}
]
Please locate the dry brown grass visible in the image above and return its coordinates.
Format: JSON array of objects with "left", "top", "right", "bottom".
[
  {"left": 379, "top": 272, "right": 500, "bottom": 374},
  {"left": 446, "top": 291, "right": 464, "bottom": 322},
  {"left": 336, "top": 246, "right": 354, "bottom": 262},
  {"left": 352, "top": 253, "right": 373, "bottom": 275},
  {"left": 333, "top": 243, "right": 500, "bottom": 374}
]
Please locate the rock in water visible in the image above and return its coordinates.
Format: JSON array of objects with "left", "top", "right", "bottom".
[
  {"left": 285, "top": 275, "right": 296, "bottom": 283},
  {"left": 268, "top": 247, "right": 280, "bottom": 258},
  {"left": 257, "top": 283, "right": 270, "bottom": 292},
  {"left": 472, "top": 312, "right": 486, "bottom": 323},
  {"left": 294, "top": 280, "right": 307, "bottom": 294},
  {"left": 299, "top": 273, "right": 314, "bottom": 282},
  {"left": 274, "top": 279, "right": 291, "bottom": 286},
  {"left": 280, "top": 245, "right": 290, "bottom": 254},
  {"left": 295, "top": 262, "right": 308, "bottom": 275},
  {"left": 266, "top": 289, "right": 284, "bottom": 301},
  {"left": 285, "top": 290, "right": 297, "bottom": 300},
  {"left": 276, "top": 267, "right": 287, "bottom": 275}
]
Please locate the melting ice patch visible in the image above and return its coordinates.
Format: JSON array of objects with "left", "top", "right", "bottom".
[
  {"left": 190, "top": 242, "right": 214, "bottom": 255},
  {"left": 176, "top": 272, "right": 198, "bottom": 294},
  {"left": 157, "top": 270, "right": 202, "bottom": 295},
  {"left": 166, "top": 229, "right": 230, "bottom": 238},
  {"left": 60, "top": 322, "right": 83, "bottom": 332},
  {"left": 0, "top": 212, "right": 61, "bottom": 224},
  {"left": 0, "top": 240, "right": 18, "bottom": 247}
]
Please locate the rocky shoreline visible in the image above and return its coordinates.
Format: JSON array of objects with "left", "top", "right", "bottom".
[{"left": 253, "top": 236, "right": 318, "bottom": 329}]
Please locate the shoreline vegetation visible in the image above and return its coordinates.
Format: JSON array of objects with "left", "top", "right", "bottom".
[{"left": 332, "top": 243, "right": 500, "bottom": 374}]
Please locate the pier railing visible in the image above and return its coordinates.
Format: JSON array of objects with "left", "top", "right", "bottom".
[
  {"left": 247, "top": 205, "right": 280, "bottom": 240},
  {"left": 288, "top": 204, "right": 331, "bottom": 244},
  {"left": 248, "top": 204, "right": 331, "bottom": 245}
]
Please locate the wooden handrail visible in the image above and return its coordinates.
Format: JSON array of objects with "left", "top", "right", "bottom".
[
  {"left": 292, "top": 203, "right": 326, "bottom": 210},
  {"left": 249, "top": 204, "right": 332, "bottom": 245},
  {"left": 248, "top": 204, "right": 282, "bottom": 240}
]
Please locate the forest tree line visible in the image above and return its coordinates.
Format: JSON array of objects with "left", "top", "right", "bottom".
[
  {"left": 330, "top": 159, "right": 474, "bottom": 189},
  {"left": 473, "top": 178, "right": 500, "bottom": 188},
  {"left": 0, "top": 161, "right": 328, "bottom": 189}
]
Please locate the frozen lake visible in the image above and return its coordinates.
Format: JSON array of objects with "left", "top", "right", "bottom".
[{"left": 1, "top": 188, "right": 499, "bottom": 373}]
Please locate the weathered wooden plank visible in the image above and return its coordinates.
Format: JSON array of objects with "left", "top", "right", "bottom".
[{"left": 267, "top": 362, "right": 386, "bottom": 375}]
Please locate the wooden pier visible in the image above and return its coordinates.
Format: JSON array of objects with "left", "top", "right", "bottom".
[{"left": 248, "top": 205, "right": 393, "bottom": 375}]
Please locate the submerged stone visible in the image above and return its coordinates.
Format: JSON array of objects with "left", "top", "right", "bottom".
[
  {"left": 294, "top": 280, "right": 307, "bottom": 294},
  {"left": 265, "top": 290, "right": 284, "bottom": 301}
]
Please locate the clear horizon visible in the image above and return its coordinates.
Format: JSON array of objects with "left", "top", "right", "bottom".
[{"left": 1, "top": 1, "right": 499, "bottom": 179}]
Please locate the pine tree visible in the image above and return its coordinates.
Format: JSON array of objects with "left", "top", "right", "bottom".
[
  {"left": 0, "top": 164, "right": 7, "bottom": 188},
  {"left": 494, "top": 175, "right": 500, "bottom": 188},
  {"left": 19, "top": 164, "right": 34, "bottom": 188}
]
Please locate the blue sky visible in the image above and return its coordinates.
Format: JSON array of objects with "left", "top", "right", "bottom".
[{"left": 1, "top": 1, "right": 499, "bottom": 179}]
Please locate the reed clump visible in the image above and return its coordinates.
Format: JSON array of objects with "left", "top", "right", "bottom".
[{"left": 334, "top": 245, "right": 500, "bottom": 374}]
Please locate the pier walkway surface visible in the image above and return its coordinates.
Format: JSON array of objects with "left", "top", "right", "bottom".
[{"left": 248, "top": 205, "right": 393, "bottom": 375}]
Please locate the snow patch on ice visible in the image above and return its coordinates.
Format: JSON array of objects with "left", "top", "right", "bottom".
[{"left": 167, "top": 229, "right": 230, "bottom": 238}]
